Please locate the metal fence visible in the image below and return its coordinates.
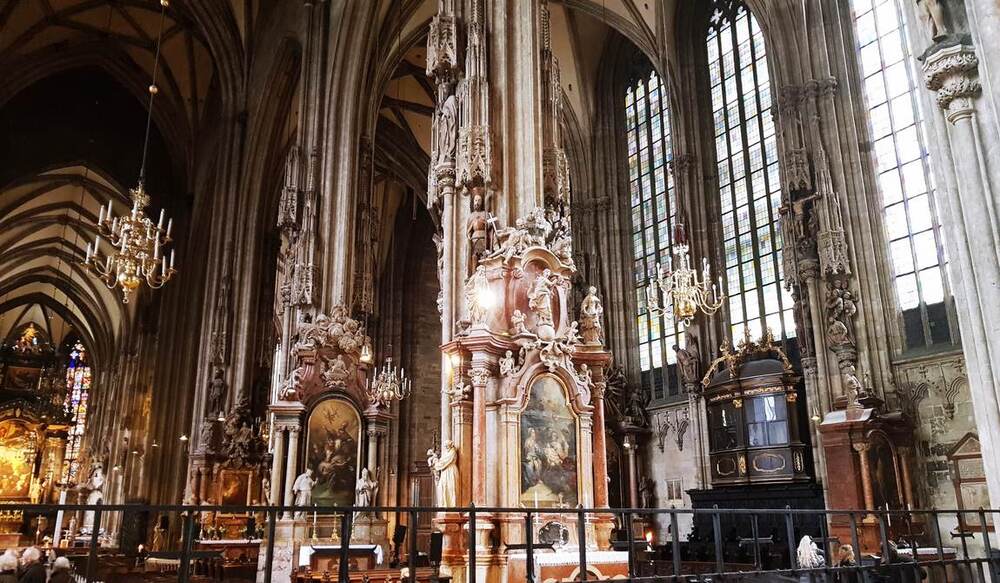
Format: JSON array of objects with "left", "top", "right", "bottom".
[{"left": 4, "top": 503, "right": 999, "bottom": 583}]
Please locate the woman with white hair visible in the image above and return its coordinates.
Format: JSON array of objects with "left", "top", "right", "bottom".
[
  {"left": 48, "top": 557, "right": 73, "bottom": 583},
  {"left": 17, "top": 547, "right": 45, "bottom": 583},
  {"left": 0, "top": 550, "right": 17, "bottom": 583},
  {"left": 797, "top": 535, "right": 826, "bottom": 582}
]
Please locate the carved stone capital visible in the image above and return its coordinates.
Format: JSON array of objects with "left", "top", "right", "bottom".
[{"left": 923, "top": 44, "right": 981, "bottom": 123}]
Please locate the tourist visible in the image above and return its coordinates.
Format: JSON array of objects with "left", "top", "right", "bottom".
[
  {"left": 48, "top": 557, "right": 73, "bottom": 583},
  {"left": 797, "top": 535, "right": 826, "bottom": 583},
  {"left": 16, "top": 548, "right": 45, "bottom": 583},
  {"left": 835, "top": 544, "right": 857, "bottom": 583},
  {"left": 0, "top": 550, "right": 17, "bottom": 583}
]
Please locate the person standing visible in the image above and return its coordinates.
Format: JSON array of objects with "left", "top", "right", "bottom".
[
  {"left": 0, "top": 550, "right": 17, "bottom": 583},
  {"left": 48, "top": 557, "right": 73, "bottom": 583},
  {"left": 16, "top": 548, "right": 45, "bottom": 583}
]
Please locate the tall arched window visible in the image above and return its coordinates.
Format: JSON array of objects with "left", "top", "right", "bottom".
[
  {"left": 63, "top": 341, "right": 91, "bottom": 483},
  {"left": 851, "top": 0, "right": 954, "bottom": 350},
  {"left": 626, "top": 71, "right": 682, "bottom": 400},
  {"left": 707, "top": 0, "right": 794, "bottom": 343}
]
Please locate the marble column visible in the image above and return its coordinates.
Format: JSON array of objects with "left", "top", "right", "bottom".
[
  {"left": 591, "top": 383, "right": 610, "bottom": 508},
  {"left": 283, "top": 427, "right": 300, "bottom": 520},
  {"left": 470, "top": 366, "right": 489, "bottom": 506},
  {"left": 921, "top": 42, "right": 1000, "bottom": 507},
  {"left": 269, "top": 428, "right": 285, "bottom": 506},
  {"left": 624, "top": 434, "right": 639, "bottom": 509},
  {"left": 853, "top": 442, "right": 875, "bottom": 517}
]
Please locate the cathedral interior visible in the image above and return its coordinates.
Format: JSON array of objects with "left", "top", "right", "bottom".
[{"left": 1, "top": 0, "right": 999, "bottom": 581}]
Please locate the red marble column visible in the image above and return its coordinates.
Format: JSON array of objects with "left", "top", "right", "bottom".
[{"left": 592, "top": 383, "right": 610, "bottom": 508}]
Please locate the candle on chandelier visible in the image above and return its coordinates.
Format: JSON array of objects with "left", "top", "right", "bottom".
[
  {"left": 169, "top": 249, "right": 175, "bottom": 270},
  {"left": 98, "top": 204, "right": 105, "bottom": 225},
  {"left": 85, "top": 243, "right": 92, "bottom": 262},
  {"left": 166, "top": 218, "right": 172, "bottom": 239},
  {"left": 157, "top": 208, "right": 165, "bottom": 230}
]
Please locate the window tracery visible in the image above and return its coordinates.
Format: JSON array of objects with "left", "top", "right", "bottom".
[
  {"left": 625, "top": 71, "right": 682, "bottom": 400},
  {"left": 851, "top": 0, "right": 954, "bottom": 350},
  {"left": 706, "top": 0, "right": 795, "bottom": 344}
]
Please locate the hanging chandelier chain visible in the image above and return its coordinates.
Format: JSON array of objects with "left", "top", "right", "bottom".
[
  {"left": 81, "top": 0, "right": 177, "bottom": 303},
  {"left": 139, "top": 0, "right": 169, "bottom": 187}
]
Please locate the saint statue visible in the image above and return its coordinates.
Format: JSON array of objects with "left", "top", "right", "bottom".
[
  {"left": 527, "top": 269, "right": 559, "bottom": 327},
  {"left": 465, "top": 266, "right": 491, "bottom": 324},
  {"left": 673, "top": 331, "right": 701, "bottom": 388},
  {"left": 291, "top": 469, "right": 317, "bottom": 519},
  {"left": 426, "top": 448, "right": 441, "bottom": 482},
  {"left": 434, "top": 441, "right": 459, "bottom": 507},
  {"left": 436, "top": 95, "right": 458, "bottom": 165},
  {"left": 355, "top": 468, "right": 379, "bottom": 511},
  {"left": 916, "top": 0, "right": 950, "bottom": 40},
  {"left": 467, "top": 192, "right": 490, "bottom": 273},
  {"left": 81, "top": 463, "right": 105, "bottom": 531},
  {"left": 579, "top": 286, "right": 604, "bottom": 345},
  {"left": 207, "top": 367, "right": 227, "bottom": 417}
]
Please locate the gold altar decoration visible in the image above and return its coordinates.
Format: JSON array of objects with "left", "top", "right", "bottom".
[
  {"left": 82, "top": 0, "right": 177, "bottom": 303},
  {"left": 645, "top": 225, "right": 724, "bottom": 326}
]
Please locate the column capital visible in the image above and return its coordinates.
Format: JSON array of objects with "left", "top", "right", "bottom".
[
  {"left": 923, "top": 43, "right": 981, "bottom": 124},
  {"left": 852, "top": 441, "right": 871, "bottom": 454}
]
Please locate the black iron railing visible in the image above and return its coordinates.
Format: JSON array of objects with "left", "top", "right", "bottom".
[{"left": 4, "top": 503, "right": 999, "bottom": 583}]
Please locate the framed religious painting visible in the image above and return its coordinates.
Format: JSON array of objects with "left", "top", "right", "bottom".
[
  {"left": 305, "top": 398, "right": 361, "bottom": 507},
  {"left": 519, "top": 374, "right": 579, "bottom": 508},
  {"left": 0, "top": 420, "right": 36, "bottom": 500},
  {"left": 218, "top": 469, "right": 252, "bottom": 515}
]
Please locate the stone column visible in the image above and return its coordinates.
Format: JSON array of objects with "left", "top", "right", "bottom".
[
  {"left": 853, "top": 442, "right": 875, "bottom": 517},
  {"left": 921, "top": 42, "right": 1000, "bottom": 507},
  {"left": 198, "top": 466, "right": 209, "bottom": 504},
  {"left": 469, "top": 366, "right": 490, "bottom": 506},
  {"left": 269, "top": 428, "right": 285, "bottom": 507},
  {"left": 624, "top": 433, "right": 640, "bottom": 509},
  {"left": 591, "top": 383, "right": 610, "bottom": 507},
  {"left": 283, "top": 427, "right": 300, "bottom": 520}
]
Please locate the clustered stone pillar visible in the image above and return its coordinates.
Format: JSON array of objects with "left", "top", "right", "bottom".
[{"left": 920, "top": 39, "right": 1000, "bottom": 507}]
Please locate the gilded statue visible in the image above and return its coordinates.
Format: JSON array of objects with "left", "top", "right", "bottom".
[
  {"left": 433, "top": 441, "right": 459, "bottom": 507},
  {"left": 579, "top": 286, "right": 604, "bottom": 344}
]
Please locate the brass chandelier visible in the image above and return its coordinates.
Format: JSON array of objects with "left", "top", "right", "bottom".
[
  {"left": 365, "top": 350, "right": 412, "bottom": 409},
  {"left": 645, "top": 225, "right": 725, "bottom": 327},
  {"left": 83, "top": 0, "right": 176, "bottom": 303}
]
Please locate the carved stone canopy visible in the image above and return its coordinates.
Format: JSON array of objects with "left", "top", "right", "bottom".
[{"left": 279, "top": 305, "right": 371, "bottom": 406}]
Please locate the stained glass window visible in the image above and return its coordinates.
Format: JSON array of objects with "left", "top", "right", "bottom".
[
  {"left": 626, "top": 71, "right": 683, "bottom": 400},
  {"left": 707, "top": 0, "right": 794, "bottom": 343},
  {"left": 63, "top": 341, "right": 91, "bottom": 483},
  {"left": 851, "top": 0, "right": 953, "bottom": 350}
]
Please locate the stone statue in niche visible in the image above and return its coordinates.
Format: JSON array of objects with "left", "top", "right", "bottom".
[
  {"left": 355, "top": 468, "right": 379, "bottom": 511},
  {"left": 638, "top": 476, "right": 655, "bottom": 509},
  {"left": 673, "top": 331, "right": 701, "bottom": 387},
  {"left": 81, "top": 463, "right": 105, "bottom": 531},
  {"left": 292, "top": 469, "right": 317, "bottom": 518},
  {"left": 915, "top": 0, "right": 951, "bottom": 40},
  {"left": 207, "top": 367, "right": 227, "bottom": 417},
  {"left": 528, "top": 269, "right": 559, "bottom": 328},
  {"left": 579, "top": 286, "right": 604, "bottom": 345},
  {"left": 436, "top": 95, "right": 458, "bottom": 165},
  {"left": 825, "top": 279, "right": 857, "bottom": 348},
  {"left": 434, "top": 440, "right": 459, "bottom": 507},
  {"left": 467, "top": 192, "right": 490, "bottom": 273},
  {"left": 465, "top": 266, "right": 490, "bottom": 324}
]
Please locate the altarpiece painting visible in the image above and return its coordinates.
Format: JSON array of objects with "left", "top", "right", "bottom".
[
  {"left": 306, "top": 398, "right": 360, "bottom": 507},
  {"left": 0, "top": 420, "right": 36, "bottom": 499},
  {"left": 520, "top": 375, "right": 578, "bottom": 507}
]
